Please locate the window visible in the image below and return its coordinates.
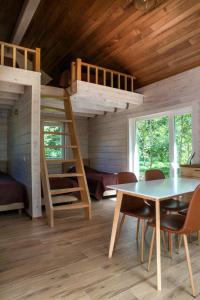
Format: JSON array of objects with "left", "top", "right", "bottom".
[
  {"left": 129, "top": 109, "right": 193, "bottom": 179},
  {"left": 136, "top": 116, "right": 170, "bottom": 178},
  {"left": 43, "top": 123, "right": 64, "bottom": 159}
]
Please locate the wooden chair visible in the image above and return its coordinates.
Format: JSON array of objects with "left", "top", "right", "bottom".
[
  {"left": 145, "top": 169, "right": 188, "bottom": 212},
  {"left": 145, "top": 169, "right": 189, "bottom": 256},
  {"left": 147, "top": 184, "right": 200, "bottom": 297},
  {"left": 116, "top": 172, "right": 154, "bottom": 263}
]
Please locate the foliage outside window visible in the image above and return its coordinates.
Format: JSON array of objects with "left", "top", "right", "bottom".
[
  {"left": 136, "top": 116, "right": 170, "bottom": 178},
  {"left": 175, "top": 113, "right": 192, "bottom": 174},
  {"left": 135, "top": 112, "right": 192, "bottom": 179},
  {"left": 44, "top": 124, "right": 64, "bottom": 159}
]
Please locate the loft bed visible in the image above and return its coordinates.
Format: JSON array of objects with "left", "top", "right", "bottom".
[
  {"left": 41, "top": 58, "right": 144, "bottom": 118},
  {"left": 41, "top": 60, "right": 144, "bottom": 201}
]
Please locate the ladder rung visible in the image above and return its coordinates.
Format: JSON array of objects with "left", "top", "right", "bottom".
[
  {"left": 51, "top": 187, "right": 83, "bottom": 195},
  {"left": 45, "top": 145, "right": 77, "bottom": 149},
  {"left": 41, "top": 105, "right": 65, "bottom": 112},
  {"left": 53, "top": 203, "right": 89, "bottom": 211},
  {"left": 51, "top": 195, "right": 78, "bottom": 204},
  {"left": 42, "top": 118, "right": 72, "bottom": 123},
  {"left": 41, "top": 95, "right": 68, "bottom": 100},
  {"left": 42, "top": 131, "right": 70, "bottom": 136},
  {"left": 46, "top": 159, "right": 77, "bottom": 164},
  {"left": 49, "top": 173, "right": 83, "bottom": 178}
]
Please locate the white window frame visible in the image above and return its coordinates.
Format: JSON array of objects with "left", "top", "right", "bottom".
[{"left": 129, "top": 106, "right": 193, "bottom": 178}]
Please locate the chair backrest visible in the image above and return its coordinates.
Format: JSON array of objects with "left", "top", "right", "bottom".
[
  {"left": 118, "top": 172, "right": 145, "bottom": 211},
  {"left": 145, "top": 169, "right": 165, "bottom": 181},
  {"left": 118, "top": 172, "right": 138, "bottom": 184},
  {"left": 181, "top": 185, "right": 200, "bottom": 233}
]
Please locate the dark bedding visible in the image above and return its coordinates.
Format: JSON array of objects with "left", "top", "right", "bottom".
[
  {"left": 69, "top": 166, "right": 117, "bottom": 200},
  {"left": 49, "top": 177, "right": 78, "bottom": 190},
  {"left": 0, "top": 172, "right": 27, "bottom": 206}
]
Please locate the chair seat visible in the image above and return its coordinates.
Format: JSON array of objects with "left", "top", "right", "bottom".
[
  {"left": 161, "top": 199, "right": 188, "bottom": 211},
  {"left": 179, "top": 208, "right": 188, "bottom": 215},
  {"left": 121, "top": 204, "right": 155, "bottom": 219},
  {"left": 148, "top": 214, "right": 185, "bottom": 233}
]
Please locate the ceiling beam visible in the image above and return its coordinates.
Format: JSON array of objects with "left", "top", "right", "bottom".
[
  {"left": 10, "top": 0, "right": 52, "bottom": 85},
  {"left": 11, "top": 0, "right": 41, "bottom": 44}
]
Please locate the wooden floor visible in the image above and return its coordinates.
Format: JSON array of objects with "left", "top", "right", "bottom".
[{"left": 1, "top": 199, "right": 200, "bottom": 300}]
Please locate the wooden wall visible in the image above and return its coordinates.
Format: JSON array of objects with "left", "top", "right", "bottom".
[
  {"left": 8, "top": 88, "right": 32, "bottom": 212},
  {"left": 0, "top": 110, "right": 8, "bottom": 172},
  {"left": 88, "top": 66, "right": 200, "bottom": 173},
  {"left": 0, "top": 66, "right": 41, "bottom": 218}
]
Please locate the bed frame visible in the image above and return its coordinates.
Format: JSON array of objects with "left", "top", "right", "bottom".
[{"left": 0, "top": 202, "right": 24, "bottom": 213}]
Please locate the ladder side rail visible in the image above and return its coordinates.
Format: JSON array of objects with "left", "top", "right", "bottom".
[{"left": 64, "top": 91, "right": 91, "bottom": 219}]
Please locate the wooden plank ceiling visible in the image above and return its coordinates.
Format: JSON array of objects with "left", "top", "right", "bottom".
[
  {"left": 0, "top": 0, "right": 24, "bottom": 42},
  {"left": 2, "top": 0, "right": 200, "bottom": 88}
]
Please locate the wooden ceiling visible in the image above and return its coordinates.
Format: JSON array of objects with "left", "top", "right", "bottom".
[
  {"left": 2, "top": 0, "right": 200, "bottom": 87},
  {"left": 0, "top": 0, "right": 24, "bottom": 42}
]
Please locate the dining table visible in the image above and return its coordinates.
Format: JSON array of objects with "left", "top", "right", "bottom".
[{"left": 107, "top": 177, "right": 200, "bottom": 291}]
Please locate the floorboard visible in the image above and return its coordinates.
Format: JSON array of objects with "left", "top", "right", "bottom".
[{"left": 0, "top": 199, "right": 200, "bottom": 300}]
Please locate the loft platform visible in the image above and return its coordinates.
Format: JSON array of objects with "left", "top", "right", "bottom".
[
  {"left": 41, "top": 59, "right": 143, "bottom": 118},
  {"left": 0, "top": 41, "right": 41, "bottom": 110}
]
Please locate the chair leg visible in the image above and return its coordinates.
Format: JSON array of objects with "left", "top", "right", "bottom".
[
  {"left": 147, "top": 228, "right": 155, "bottom": 271},
  {"left": 183, "top": 234, "right": 196, "bottom": 297},
  {"left": 168, "top": 232, "right": 173, "bottom": 258},
  {"left": 197, "top": 231, "right": 200, "bottom": 245},
  {"left": 136, "top": 218, "right": 140, "bottom": 240},
  {"left": 162, "top": 231, "right": 167, "bottom": 253},
  {"left": 141, "top": 219, "right": 145, "bottom": 263},
  {"left": 115, "top": 214, "right": 126, "bottom": 248},
  {"left": 177, "top": 235, "right": 183, "bottom": 253}
]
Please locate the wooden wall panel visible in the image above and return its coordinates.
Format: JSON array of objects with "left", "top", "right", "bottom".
[
  {"left": 0, "top": 66, "right": 41, "bottom": 218},
  {"left": 8, "top": 87, "right": 33, "bottom": 215},
  {"left": 0, "top": 110, "right": 8, "bottom": 172},
  {"left": 88, "top": 66, "right": 200, "bottom": 172}
]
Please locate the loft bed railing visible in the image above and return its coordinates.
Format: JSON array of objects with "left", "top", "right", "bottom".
[
  {"left": 0, "top": 41, "right": 40, "bottom": 72},
  {"left": 71, "top": 58, "right": 135, "bottom": 92}
]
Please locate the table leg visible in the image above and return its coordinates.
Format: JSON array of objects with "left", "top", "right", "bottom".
[
  {"left": 155, "top": 201, "right": 161, "bottom": 291},
  {"left": 109, "top": 191, "right": 123, "bottom": 258}
]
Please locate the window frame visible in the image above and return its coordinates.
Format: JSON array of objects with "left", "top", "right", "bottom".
[{"left": 129, "top": 106, "right": 193, "bottom": 179}]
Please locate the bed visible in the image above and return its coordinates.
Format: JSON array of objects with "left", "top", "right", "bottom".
[
  {"left": 0, "top": 171, "right": 27, "bottom": 212},
  {"left": 66, "top": 165, "right": 117, "bottom": 200}
]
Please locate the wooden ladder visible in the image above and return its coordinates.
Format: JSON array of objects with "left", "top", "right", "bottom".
[{"left": 41, "top": 91, "right": 91, "bottom": 227}]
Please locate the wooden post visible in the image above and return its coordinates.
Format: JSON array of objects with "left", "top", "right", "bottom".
[
  {"left": 87, "top": 65, "right": 90, "bottom": 82},
  {"left": 24, "top": 49, "right": 28, "bottom": 70},
  {"left": 76, "top": 58, "right": 82, "bottom": 80},
  {"left": 0, "top": 44, "right": 4, "bottom": 65},
  {"left": 95, "top": 67, "right": 98, "bottom": 84},
  {"left": 71, "top": 62, "right": 76, "bottom": 82},
  {"left": 103, "top": 70, "right": 106, "bottom": 85},
  {"left": 35, "top": 48, "right": 41, "bottom": 72},
  {"left": 131, "top": 77, "right": 134, "bottom": 92},
  {"left": 13, "top": 47, "right": 16, "bottom": 68}
]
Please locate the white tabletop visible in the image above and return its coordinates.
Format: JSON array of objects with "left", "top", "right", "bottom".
[{"left": 108, "top": 177, "right": 200, "bottom": 201}]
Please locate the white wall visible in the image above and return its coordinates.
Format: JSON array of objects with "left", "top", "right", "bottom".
[
  {"left": 88, "top": 66, "right": 200, "bottom": 173},
  {"left": 0, "top": 110, "right": 8, "bottom": 172}
]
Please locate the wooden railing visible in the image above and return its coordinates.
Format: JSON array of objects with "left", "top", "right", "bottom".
[
  {"left": 0, "top": 41, "right": 40, "bottom": 72},
  {"left": 71, "top": 58, "right": 135, "bottom": 92}
]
